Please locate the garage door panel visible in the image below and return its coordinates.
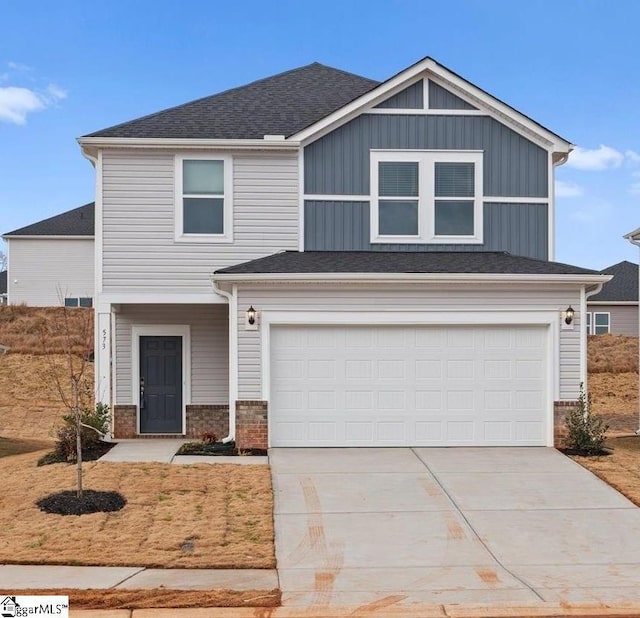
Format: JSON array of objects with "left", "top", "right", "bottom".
[{"left": 270, "top": 324, "right": 548, "bottom": 447}]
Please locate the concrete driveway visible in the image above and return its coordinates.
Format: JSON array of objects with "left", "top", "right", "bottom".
[{"left": 270, "top": 447, "right": 640, "bottom": 608}]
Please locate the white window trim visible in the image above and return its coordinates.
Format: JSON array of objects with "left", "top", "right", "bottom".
[
  {"left": 585, "top": 311, "right": 592, "bottom": 335},
  {"left": 131, "top": 324, "right": 191, "bottom": 435},
  {"left": 593, "top": 311, "right": 611, "bottom": 335},
  {"left": 370, "top": 150, "right": 483, "bottom": 245},
  {"left": 174, "top": 154, "right": 233, "bottom": 243}
]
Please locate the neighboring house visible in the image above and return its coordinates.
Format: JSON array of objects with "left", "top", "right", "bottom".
[
  {"left": 0, "top": 270, "right": 6, "bottom": 305},
  {"left": 78, "top": 57, "right": 609, "bottom": 448},
  {"left": 2, "top": 203, "right": 95, "bottom": 307},
  {"left": 586, "top": 261, "right": 638, "bottom": 336}
]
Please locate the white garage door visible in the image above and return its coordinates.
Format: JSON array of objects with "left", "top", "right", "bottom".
[{"left": 269, "top": 324, "right": 549, "bottom": 447}]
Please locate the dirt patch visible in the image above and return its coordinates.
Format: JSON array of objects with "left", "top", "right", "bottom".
[
  {"left": 0, "top": 588, "right": 280, "bottom": 609},
  {"left": 588, "top": 334, "right": 638, "bottom": 374},
  {"left": 570, "top": 436, "right": 640, "bottom": 507},
  {"left": 0, "top": 353, "right": 93, "bottom": 441},
  {"left": 0, "top": 451, "right": 274, "bottom": 568},
  {"left": 0, "top": 305, "right": 94, "bottom": 355},
  {"left": 589, "top": 372, "right": 638, "bottom": 434}
]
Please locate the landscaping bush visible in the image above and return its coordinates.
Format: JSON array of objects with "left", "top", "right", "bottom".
[{"left": 564, "top": 384, "right": 609, "bottom": 455}]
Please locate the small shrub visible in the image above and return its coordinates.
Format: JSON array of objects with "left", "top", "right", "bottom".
[
  {"left": 200, "top": 432, "right": 218, "bottom": 444},
  {"left": 53, "top": 403, "right": 110, "bottom": 463},
  {"left": 565, "top": 384, "right": 609, "bottom": 455}
]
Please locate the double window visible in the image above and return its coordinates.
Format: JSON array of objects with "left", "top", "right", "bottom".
[
  {"left": 64, "top": 297, "right": 92, "bottom": 308},
  {"left": 174, "top": 155, "right": 233, "bottom": 242},
  {"left": 371, "top": 151, "right": 483, "bottom": 244},
  {"left": 586, "top": 312, "right": 610, "bottom": 335}
]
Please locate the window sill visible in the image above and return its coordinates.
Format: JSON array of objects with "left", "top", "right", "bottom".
[
  {"left": 174, "top": 234, "right": 234, "bottom": 244},
  {"left": 370, "top": 234, "right": 484, "bottom": 245}
]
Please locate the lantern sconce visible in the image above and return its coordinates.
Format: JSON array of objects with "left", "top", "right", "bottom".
[
  {"left": 564, "top": 305, "right": 574, "bottom": 325},
  {"left": 245, "top": 305, "right": 258, "bottom": 330}
]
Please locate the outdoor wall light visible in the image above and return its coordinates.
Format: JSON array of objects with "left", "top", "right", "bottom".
[
  {"left": 247, "top": 306, "right": 256, "bottom": 326},
  {"left": 564, "top": 305, "right": 574, "bottom": 325}
]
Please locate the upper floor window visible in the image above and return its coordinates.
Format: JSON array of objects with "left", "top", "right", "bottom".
[
  {"left": 174, "top": 155, "right": 233, "bottom": 243},
  {"left": 370, "top": 151, "right": 483, "bottom": 244}
]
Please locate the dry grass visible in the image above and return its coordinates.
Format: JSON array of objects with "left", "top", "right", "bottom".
[
  {"left": 589, "top": 372, "right": 639, "bottom": 434},
  {"left": 0, "top": 353, "right": 90, "bottom": 440},
  {"left": 0, "top": 588, "right": 280, "bottom": 609},
  {"left": 572, "top": 436, "right": 640, "bottom": 507},
  {"left": 0, "top": 305, "right": 93, "bottom": 355},
  {"left": 588, "top": 333, "right": 638, "bottom": 373},
  {"left": 0, "top": 451, "right": 275, "bottom": 569},
  {"left": 0, "top": 437, "right": 52, "bottom": 458}
]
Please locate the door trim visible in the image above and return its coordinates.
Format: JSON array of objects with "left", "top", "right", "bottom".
[
  {"left": 261, "top": 311, "right": 558, "bottom": 447},
  {"left": 131, "top": 324, "right": 191, "bottom": 434}
]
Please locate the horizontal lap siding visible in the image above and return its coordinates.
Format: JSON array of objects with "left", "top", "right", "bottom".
[
  {"left": 236, "top": 285, "right": 582, "bottom": 401},
  {"left": 8, "top": 238, "right": 94, "bottom": 306},
  {"left": 114, "top": 304, "right": 228, "bottom": 404},
  {"left": 304, "top": 115, "right": 547, "bottom": 197},
  {"left": 588, "top": 304, "right": 639, "bottom": 336},
  {"left": 102, "top": 151, "right": 298, "bottom": 293},
  {"left": 304, "top": 201, "right": 548, "bottom": 259}
]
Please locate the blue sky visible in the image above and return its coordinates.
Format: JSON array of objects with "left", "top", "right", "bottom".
[{"left": 0, "top": 0, "right": 639, "bottom": 270}]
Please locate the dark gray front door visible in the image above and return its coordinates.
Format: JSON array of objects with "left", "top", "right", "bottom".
[{"left": 140, "top": 336, "right": 182, "bottom": 433}]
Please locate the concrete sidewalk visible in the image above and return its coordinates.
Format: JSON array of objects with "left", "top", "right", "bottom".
[
  {"left": 0, "top": 565, "right": 277, "bottom": 591},
  {"left": 98, "top": 439, "right": 268, "bottom": 464}
]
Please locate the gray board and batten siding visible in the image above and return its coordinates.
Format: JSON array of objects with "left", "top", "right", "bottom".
[
  {"left": 304, "top": 201, "right": 548, "bottom": 259},
  {"left": 304, "top": 115, "right": 548, "bottom": 197},
  {"left": 375, "top": 81, "right": 423, "bottom": 109},
  {"left": 428, "top": 81, "right": 477, "bottom": 110}
]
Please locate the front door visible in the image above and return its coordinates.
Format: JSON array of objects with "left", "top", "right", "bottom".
[{"left": 140, "top": 336, "right": 183, "bottom": 433}]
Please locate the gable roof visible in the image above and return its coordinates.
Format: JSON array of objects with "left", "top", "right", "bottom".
[
  {"left": 589, "top": 260, "right": 638, "bottom": 302},
  {"left": 0, "top": 271, "right": 6, "bottom": 295},
  {"left": 84, "top": 63, "right": 378, "bottom": 140},
  {"left": 215, "top": 251, "right": 601, "bottom": 279},
  {"left": 79, "top": 57, "right": 571, "bottom": 154},
  {"left": 3, "top": 203, "right": 95, "bottom": 237}
]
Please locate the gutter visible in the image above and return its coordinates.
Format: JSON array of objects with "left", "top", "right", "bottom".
[
  {"left": 212, "top": 272, "right": 612, "bottom": 285},
  {"left": 211, "top": 278, "right": 237, "bottom": 443}
]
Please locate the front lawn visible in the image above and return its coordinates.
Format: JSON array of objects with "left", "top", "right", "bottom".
[
  {"left": 0, "top": 450, "right": 275, "bottom": 569},
  {"left": 571, "top": 435, "right": 640, "bottom": 506}
]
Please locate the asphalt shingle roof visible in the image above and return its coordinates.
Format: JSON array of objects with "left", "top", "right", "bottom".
[
  {"left": 3, "top": 203, "right": 95, "bottom": 237},
  {"left": 215, "top": 251, "right": 599, "bottom": 276},
  {"left": 590, "top": 260, "right": 638, "bottom": 302},
  {"left": 85, "top": 63, "right": 379, "bottom": 140},
  {"left": 0, "top": 271, "right": 6, "bottom": 295}
]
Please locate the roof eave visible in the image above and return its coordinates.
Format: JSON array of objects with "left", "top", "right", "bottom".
[
  {"left": 2, "top": 234, "right": 94, "bottom": 240},
  {"left": 213, "top": 272, "right": 610, "bottom": 284},
  {"left": 77, "top": 137, "right": 301, "bottom": 158},
  {"left": 288, "top": 57, "right": 572, "bottom": 152}
]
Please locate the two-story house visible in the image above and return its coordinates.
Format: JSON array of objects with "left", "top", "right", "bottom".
[{"left": 78, "top": 57, "right": 609, "bottom": 448}]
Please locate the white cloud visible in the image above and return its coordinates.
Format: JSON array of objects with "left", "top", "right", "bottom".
[
  {"left": 0, "top": 86, "right": 45, "bottom": 124},
  {"left": 626, "top": 150, "right": 640, "bottom": 166},
  {"left": 566, "top": 145, "right": 625, "bottom": 171},
  {"left": 555, "top": 180, "right": 584, "bottom": 198},
  {"left": 7, "top": 61, "right": 32, "bottom": 71},
  {"left": 630, "top": 183, "right": 640, "bottom": 196},
  {"left": 0, "top": 82, "right": 66, "bottom": 125}
]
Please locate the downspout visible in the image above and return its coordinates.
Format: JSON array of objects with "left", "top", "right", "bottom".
[
  {"left": 583, "top": 282, "right": 605, "bottom": 394},
  {"left": 211, "top": 277, "right": 237, "bottom": 443},
  {"left": 625, "top": 236, "right": 640, "bottom": 434}
]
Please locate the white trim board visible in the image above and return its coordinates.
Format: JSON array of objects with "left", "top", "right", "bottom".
[
  {"left": 131, "top": 324, "right": 191, "bottom": 435},
  {"left": 260, "top": 310, "right": 558, "bottom": 447}
]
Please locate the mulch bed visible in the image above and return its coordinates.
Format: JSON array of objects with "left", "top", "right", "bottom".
[
  {"left": 177, "top": 440, "right": 267, "bottom": 457},
  {"left": 36, "top": 489, "right": 127, "bottom": 515},
  {"left": 558, "top": 447, "right": 612, "bottom": 457},
  {"left": 37, "top": 439, "right": 116, "bottom": 466}
]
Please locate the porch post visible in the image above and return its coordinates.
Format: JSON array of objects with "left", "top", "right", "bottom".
[{"left": 95, "top": 302, "right": 111, "bottom": 407}]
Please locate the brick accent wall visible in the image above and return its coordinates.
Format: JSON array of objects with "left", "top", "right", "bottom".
[
  {"left": 113, "top": 405, "right": 137, "bottom": 439},
  {"left": 236, "top": 400, "right": 268, "bottom": 450},
  {"left": 186, "top": 404, "right": 229, "bottom": 439},
  {"left": 554, "top": 400, "right": 578, "bottom": 447}
]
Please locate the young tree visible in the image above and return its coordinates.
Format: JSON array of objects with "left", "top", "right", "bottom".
[{"left": 40, "top": 303, "right": 94, "bottom": 498}]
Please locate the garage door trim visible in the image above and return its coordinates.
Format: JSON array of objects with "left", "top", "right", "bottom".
[{"left": 261, "top": 310, "right": 559, "bottom": 447}]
